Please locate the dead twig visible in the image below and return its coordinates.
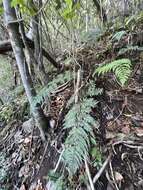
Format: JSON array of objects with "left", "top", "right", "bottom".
[
  {"left": 53, "top": 148, "right": 64, "bottom": 173},
  {"left": 85, "top": 158, "right": 95, "bottom": 190},
  {"left": 93, "top": 153, "right": 112, "bottom": 184},
  {"left": 109, "top": 161, "right": 120, "bottom": 190}
]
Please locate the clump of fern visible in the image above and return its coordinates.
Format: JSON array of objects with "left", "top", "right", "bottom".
[
  {"left": 62, "top": 98, "right": 98, "bottom": 175},
  {"left": 32, "top": 71, "right": 72, "bottom": 106},
  {"left": 94, "top": 58, "right": 132, "bottom": 86},
  {"left": 61, "top": 78, "right": 102, "bottom": 176}
]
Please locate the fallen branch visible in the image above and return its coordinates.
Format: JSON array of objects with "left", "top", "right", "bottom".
[{"left": 0, "top": 38, "right": 62, "bottom": 69}]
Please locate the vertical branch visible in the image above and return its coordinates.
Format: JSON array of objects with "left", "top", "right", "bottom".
[{"left": 92, "top": 0, "right": 107, "bottom": 23}]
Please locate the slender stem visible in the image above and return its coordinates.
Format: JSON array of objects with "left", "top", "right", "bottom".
[
  {"left": 85, "top": 158, "right": 95, "bottom": 190},
  {"left": 93, "top": 154, "right": 112, "bottom": 184}
]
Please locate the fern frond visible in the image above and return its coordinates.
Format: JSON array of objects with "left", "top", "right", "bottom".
[
  {"left": 112, "top": 30, "right": 127, "bottom": 42},
  {"left": 94, "top": 59, "right": 132, "bottom": 86},
  {"left": 118, "top": 45, "right": 143, "bottom": 55},
  {"left": 32, "top": 71, "right": 72, "bottom": 106},
  {"left": 62, "top": 98, "right": 99, "bottom": 175}
]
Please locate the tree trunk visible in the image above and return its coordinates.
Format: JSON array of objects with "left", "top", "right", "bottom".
[
  {"left": 2, "top": 0, "right": 48, "bottom": 141},
  {"left": 92, "top": 0, "right": 107, "bottom": 23},
  {"left": 32, "top": 14, "right": 48, "bottom": 84}
]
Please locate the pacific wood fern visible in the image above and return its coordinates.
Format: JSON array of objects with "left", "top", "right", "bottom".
[
  {"left": 32, "top": 71, "right": 72, "bottom": 106},
  {"left": 94, "top": 58, "right": 132, "bottom": 86},
  {"left": 62, "top": 98, "right": 99, "bottom": 175}
]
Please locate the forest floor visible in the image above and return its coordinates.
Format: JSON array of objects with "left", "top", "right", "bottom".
[{"left": 0, "top": 24, "right": 143, "bottom": 190}]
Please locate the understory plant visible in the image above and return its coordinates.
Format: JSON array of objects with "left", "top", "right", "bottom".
[
  {"left": 94, "top": 58, "right": 132, "bottom": 86},
  {"left": 46, "top": 76, "right": 102, "bottom": 189}
]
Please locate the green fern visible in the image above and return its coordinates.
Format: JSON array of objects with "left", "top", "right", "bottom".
[
  {"left": 32, "top": 71, "right": 72, "bottom": 106},
  {"left": 94, "top": 59, "right": 132, "bottom": 86},
  {"left": 62, "top": 98, "right": 98, "bottom": 175},
  {"left": 47, "top": 171, "right": 67, "bottom": 190},
  {"left": 112, "top": 30, "right": 127, "bottom": 42},
  {"left": 118, "top": 45, "right": 143, "bottom": 55},
  {"left": 86, "top": 80, "right": 103, "bottom": 97}
]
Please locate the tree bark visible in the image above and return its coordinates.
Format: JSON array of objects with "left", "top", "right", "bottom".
[{"left": 2, "top": 0, "right": 49, "bottom": 141}]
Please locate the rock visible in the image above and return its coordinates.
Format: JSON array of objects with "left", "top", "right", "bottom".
[{"left": 22, "top": 118, "right": 34, "bottom": 134}]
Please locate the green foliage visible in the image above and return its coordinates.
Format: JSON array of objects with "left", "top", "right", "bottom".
[
  {"left": 118, "top": 45, "right": 143, "bottom": 55},
  {"left": 62, "top": 98, "right": 98, "bottom": 175},
  {"left": 0, "top": 103, "right": 14, "bottom": 122},
  {"left": 0, "top": 97, "right": 28, "bottom": 123},
  {"left": 67, "top": 78, "right": 103, "bottom": 108},
  {"left": 11, "top": 0, "right": 37, "bottom": 15},
  {"left": 0, "top": 6, "right": 3, "bottom": 15},
  {"left": 90, "top": 147, "right": 102, "bottom": 169},
  {"left": 0, "top": 0, "right": 3, "bottom": 14},
  {"left": 63, "top": 78, "right": 102, "bottom": 175},
  {"left": 60, "top": 0, "right": 80, "bottom": 20},
  {"left": 125, "top": 11, "right": 143, "bottom": 29},
  {"left": 32, "top": 71, "right": 72, "bottom": 106},
  {"left": 80, "top": 28, "right": 103, "bottom": 43},
  {"left": 112, "top": 31, "right": 127, "bottom": 42},
  {"left": 94, "top": 59, "right": 132, "bottom": 86},
  {"left": 48, "top": 172, "right": 67, "bottom": 190},
  {"left": 11, "top": 0, "right": 24, "bottom": 7},
  {"left": 86, "top": 79, "right": 103, "bottom": 97}
]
